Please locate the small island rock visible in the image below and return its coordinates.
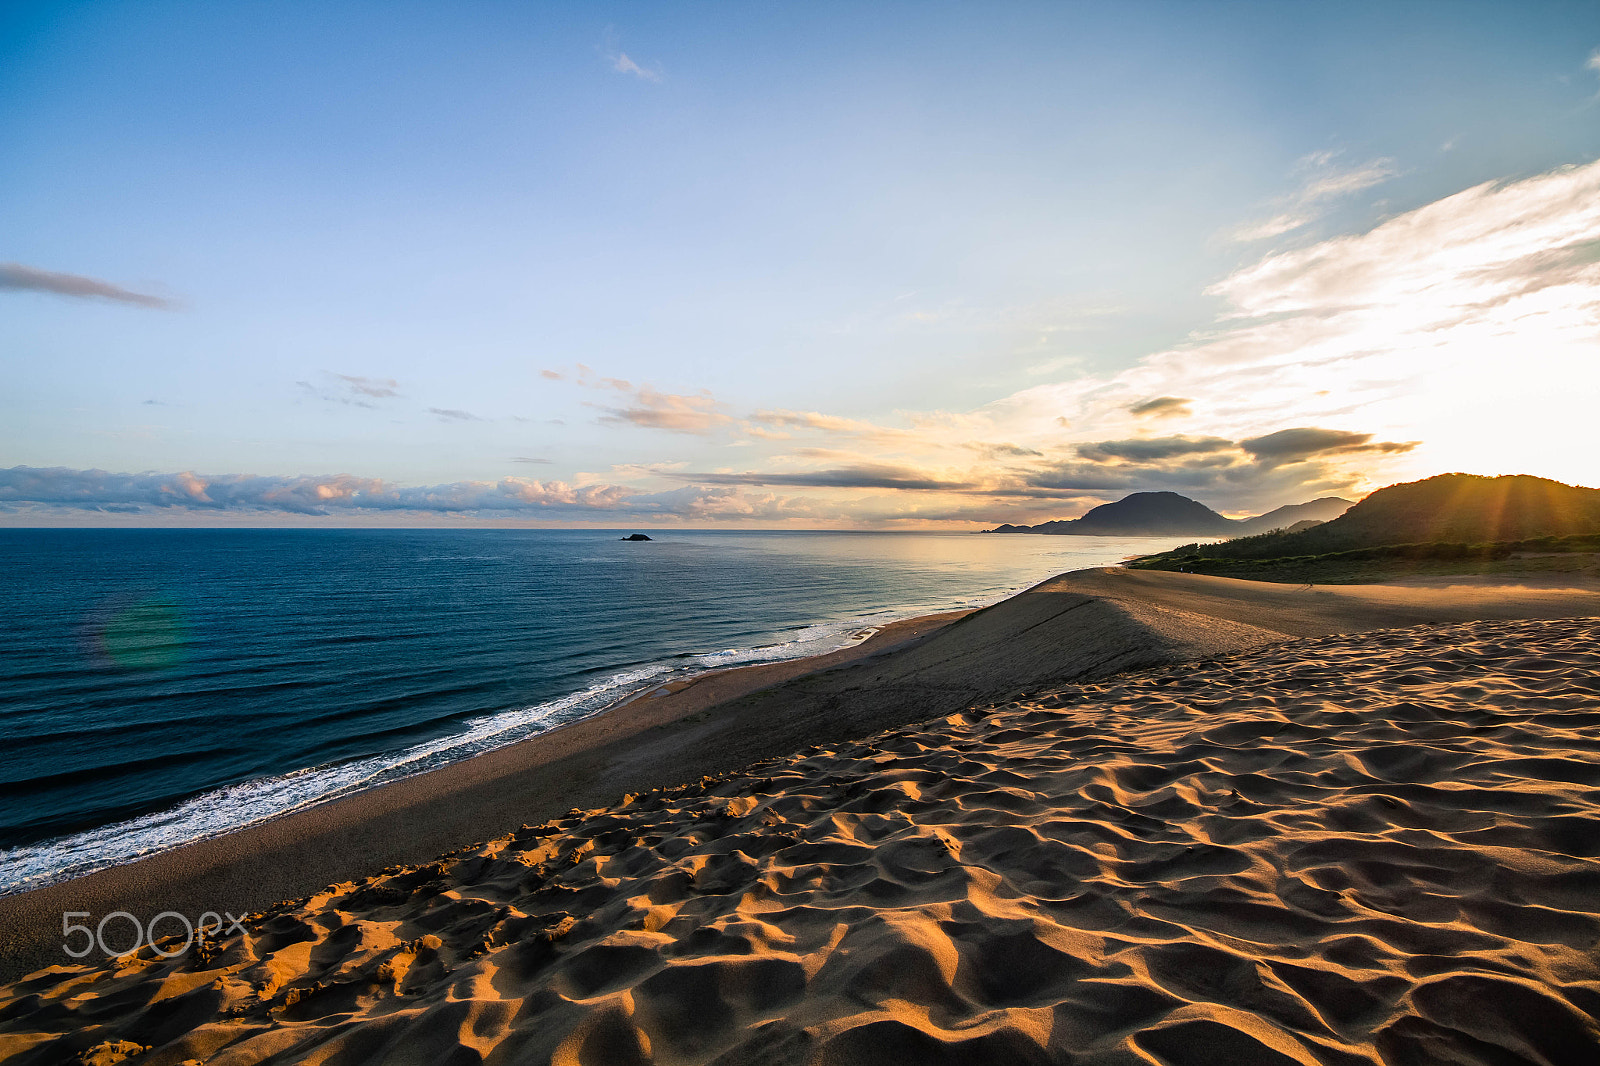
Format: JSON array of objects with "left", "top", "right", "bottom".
[{"left": 621, "top": 533, "right": 653, "bottom": 541}]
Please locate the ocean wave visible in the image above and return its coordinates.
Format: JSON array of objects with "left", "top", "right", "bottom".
[{"left": 0, "top": 592, "right": 1023, "bottom": 897}]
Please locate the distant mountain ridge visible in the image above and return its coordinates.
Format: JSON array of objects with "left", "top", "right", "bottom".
[{"left": 983, "top": 491, "right": 1353, "bottom": 537}]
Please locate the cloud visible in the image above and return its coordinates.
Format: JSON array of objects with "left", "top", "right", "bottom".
[
  {"left": 984, "top": 154, "right": 1600, "bottom": 502},
  {"left": 574, "top": 364, "right": 632, "bottom": 391},
  {"left": 1048, "top": 429, "right": 1413, "bottom": 502},
  {"left": 1076, "top": 435, "right": 1234, "bottom": 463},
  {"left": 740, "top": 423, "right": 794, "bottom": 441},
  {"left": 596, "top": 461, "right": 688, "bottom": 480},
  {"left": 1295, "top": 154, "right": 1395, "bottom": 202},
  {"left": 22, "top": 158, "right": 1594, "bottom": 529},
  {"left": 553, "top": 370, "right": 911, "bottom": 443},
  {"left": 510, "top": 456, "right": 551, "bottom": 464},
  {"left": 548, "top": 366, "right": 732, "bottom": 435},
  {"left": 297, "top": 372, "right": 401, "bottom": 408},
  {"left": 593, "top": 386, "right": 730, "bottom": 434},
  {"left": 337, "top": 374, "right": 399, "bottom": 398},
  {"left": 747, "top": 408, "right": 916, "bottom": 446},
  {"left": 965, "top": 442, "right": 1044, "bottom": 460},
  {"left": 0, "top": 465, "right": 851, "bottom": 526},
  {"left": 747, "top": 409, "right": 868, "bottom": 433},
  {"left": 0, "top": 466, "right": 633, "bottom": 517},
  {"left": 625, "top": 485, "right": 823, "bottom": 522},
  {"left": 0, "top": 262, "right": 174, "bottom": 309},
  {"left": 1009, "top": 453, "right": 1364, "bottom": 505},
  {"left": 610, "top": 52, "right": 661, "bottom": 82},
  {"left": 1239, "top": 428, "right": 1418, "bottom": 463},
  {"left": 428, "top": 407, "right": 481, "bottom": 421},
  {"left": 1230, "top": 152, "right": 1395, "bottom": 242},
  {"left": 1127, "top": 396, "right": 1192, "bottom": 419},
  {"left": 670, "top": 465, "right": 974, "bottom": 491},
  {"left": 1230, "top": 214, "right": 1315, "bottom": 244},
  {"left": 539, "top": 369, "right": 564, "bottom": 380}
]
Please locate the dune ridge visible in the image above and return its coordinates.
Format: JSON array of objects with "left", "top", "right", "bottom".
[
  {"left": 13, "top": 565, "right": 1592, "bottom": 992},
  {"left": 5, "top": 614, "right": 1600, "bottom": 1064}
]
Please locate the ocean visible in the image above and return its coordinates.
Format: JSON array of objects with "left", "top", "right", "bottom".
[{"left": 0, "top": 528, "right": 1188, "bottom": 894}]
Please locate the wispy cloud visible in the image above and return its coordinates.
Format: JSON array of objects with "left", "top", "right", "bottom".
[
  {"left": 965, "top": 442, "right": 1043, "bottom": 460},
  {"left": 548, "top": 364, "right": 732, "bottom": 435},
  {"left": 593, "top": 386, "right": 729, "bottom": 434},
  {"left": 599, "top": 25, "right": 663, "bottom": 84},
  {"left": 611, "top": 52, "right": 662, "bottom": 82},
  {"left": 297, "top": 372, "right": 401, "bottom": 408},
  {"left": 0, "top": 262, "right": 174, "bottom": 309},
  {"left": 746, "top": 409, "right": 917, "bottom": 447},
  {"left": 627, "top": 485, "right": 821, "bottom": 522},
  {"left": 671, "top": 464, "right": 975, "bottom": 491},
  {"left": 596, "top": 461, "right": 688, "bottom": 480},
  {"left": 338, "top": 374, "right": 399, "bottom": 398},
  {"left": 1230, "top": 151, "right": 1395, "bottom": 242},
  {"left": 428, "top": 407, "right": 481, "bottom": 421}
]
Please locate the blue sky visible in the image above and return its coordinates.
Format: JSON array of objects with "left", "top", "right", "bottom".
[{"left": 4, "top": 1, "right": 1600, "bottom": 526}]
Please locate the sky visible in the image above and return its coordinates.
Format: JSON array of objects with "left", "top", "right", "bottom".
[{"left": 3, "top": 0, "right": 1599, "bottom": 528}]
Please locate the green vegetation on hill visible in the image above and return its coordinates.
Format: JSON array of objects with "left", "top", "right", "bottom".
[
  {"left": 1130, "top": 533, "right": 1600, "bottom": 584},
  {"left": 1257, "top": 473, "right": 1600, "bottom": 555},
  {"left": 1128, "top": 473, "right": 1600, "bottom": 584}
]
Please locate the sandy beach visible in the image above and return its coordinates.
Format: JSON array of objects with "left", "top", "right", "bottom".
[{"left": 3, "top": 568, "right": 1600, "bottom": 1064}]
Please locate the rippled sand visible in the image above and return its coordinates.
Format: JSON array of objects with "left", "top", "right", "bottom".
[{"left": 5, "top": 616, "right": 1599, "bottom": 1065}]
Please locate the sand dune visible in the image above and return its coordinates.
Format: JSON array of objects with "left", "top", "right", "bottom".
[
  {"left": 12, "top": 568, "right": 1596, "bottom": 992},
  {"left": 5, "top": 613, "right": 1600, "bottom": 1065}
]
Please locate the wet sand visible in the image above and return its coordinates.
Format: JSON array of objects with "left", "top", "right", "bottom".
[{"left": 3, "top": 568, "right": 1599, "bottom": 1064}]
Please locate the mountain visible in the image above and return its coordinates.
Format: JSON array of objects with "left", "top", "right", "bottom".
[
  {"left": 1178, "top": 474, "right": 1600, "bottom": 560},
  {"left": 984, "top": 491, "right": 1353, "bottom": 537},
  {"left": 986, "top": 492, "right": 1234, "bottom": 536},
  {"left": 1231, "top": 497, "right": 1356, "bottom": 536}
]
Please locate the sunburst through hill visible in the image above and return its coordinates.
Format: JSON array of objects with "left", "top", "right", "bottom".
[{"left": 1132, "top": 473, "right": 1600, "bottom": 583}]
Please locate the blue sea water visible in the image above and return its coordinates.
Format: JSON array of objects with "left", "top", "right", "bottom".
[{"left": 0, "top": 528, "right": 1187, "bottom": 894}]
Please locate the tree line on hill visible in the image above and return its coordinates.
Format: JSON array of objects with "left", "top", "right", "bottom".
[{"left": 1126, "top": 474, "right": 1600, "bottom": 578}]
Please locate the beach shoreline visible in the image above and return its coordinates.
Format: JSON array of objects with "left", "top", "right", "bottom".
[
  {"left": 3, "top": 565, "right": 1599, "bottom": 991},
  {"left": 0, "top": 608, "right": 975, "bottom": 983},
  {"left": 0, "top": 607, "right": 978, "bottom": 900}
]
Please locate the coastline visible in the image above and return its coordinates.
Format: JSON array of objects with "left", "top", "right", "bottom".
[
  {"left": 4, "top": 565, "right": 1600, "bottom": 988},
  {"left": 0, "top": 609, "right": 973, "bottom": 983},
  {"left": 5, "top": 567, "right": 1600, "bottom": 1062},
  {"left": 0, "top": 606, "right": 980, "bottom": 900}
]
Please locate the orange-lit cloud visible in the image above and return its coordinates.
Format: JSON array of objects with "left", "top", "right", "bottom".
[
  {"left": 593, "top": 386, "right": 730, "bottom": 434},
  {"left": 1127, "top": 396, "right": 1193, "bottom": 419}
]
